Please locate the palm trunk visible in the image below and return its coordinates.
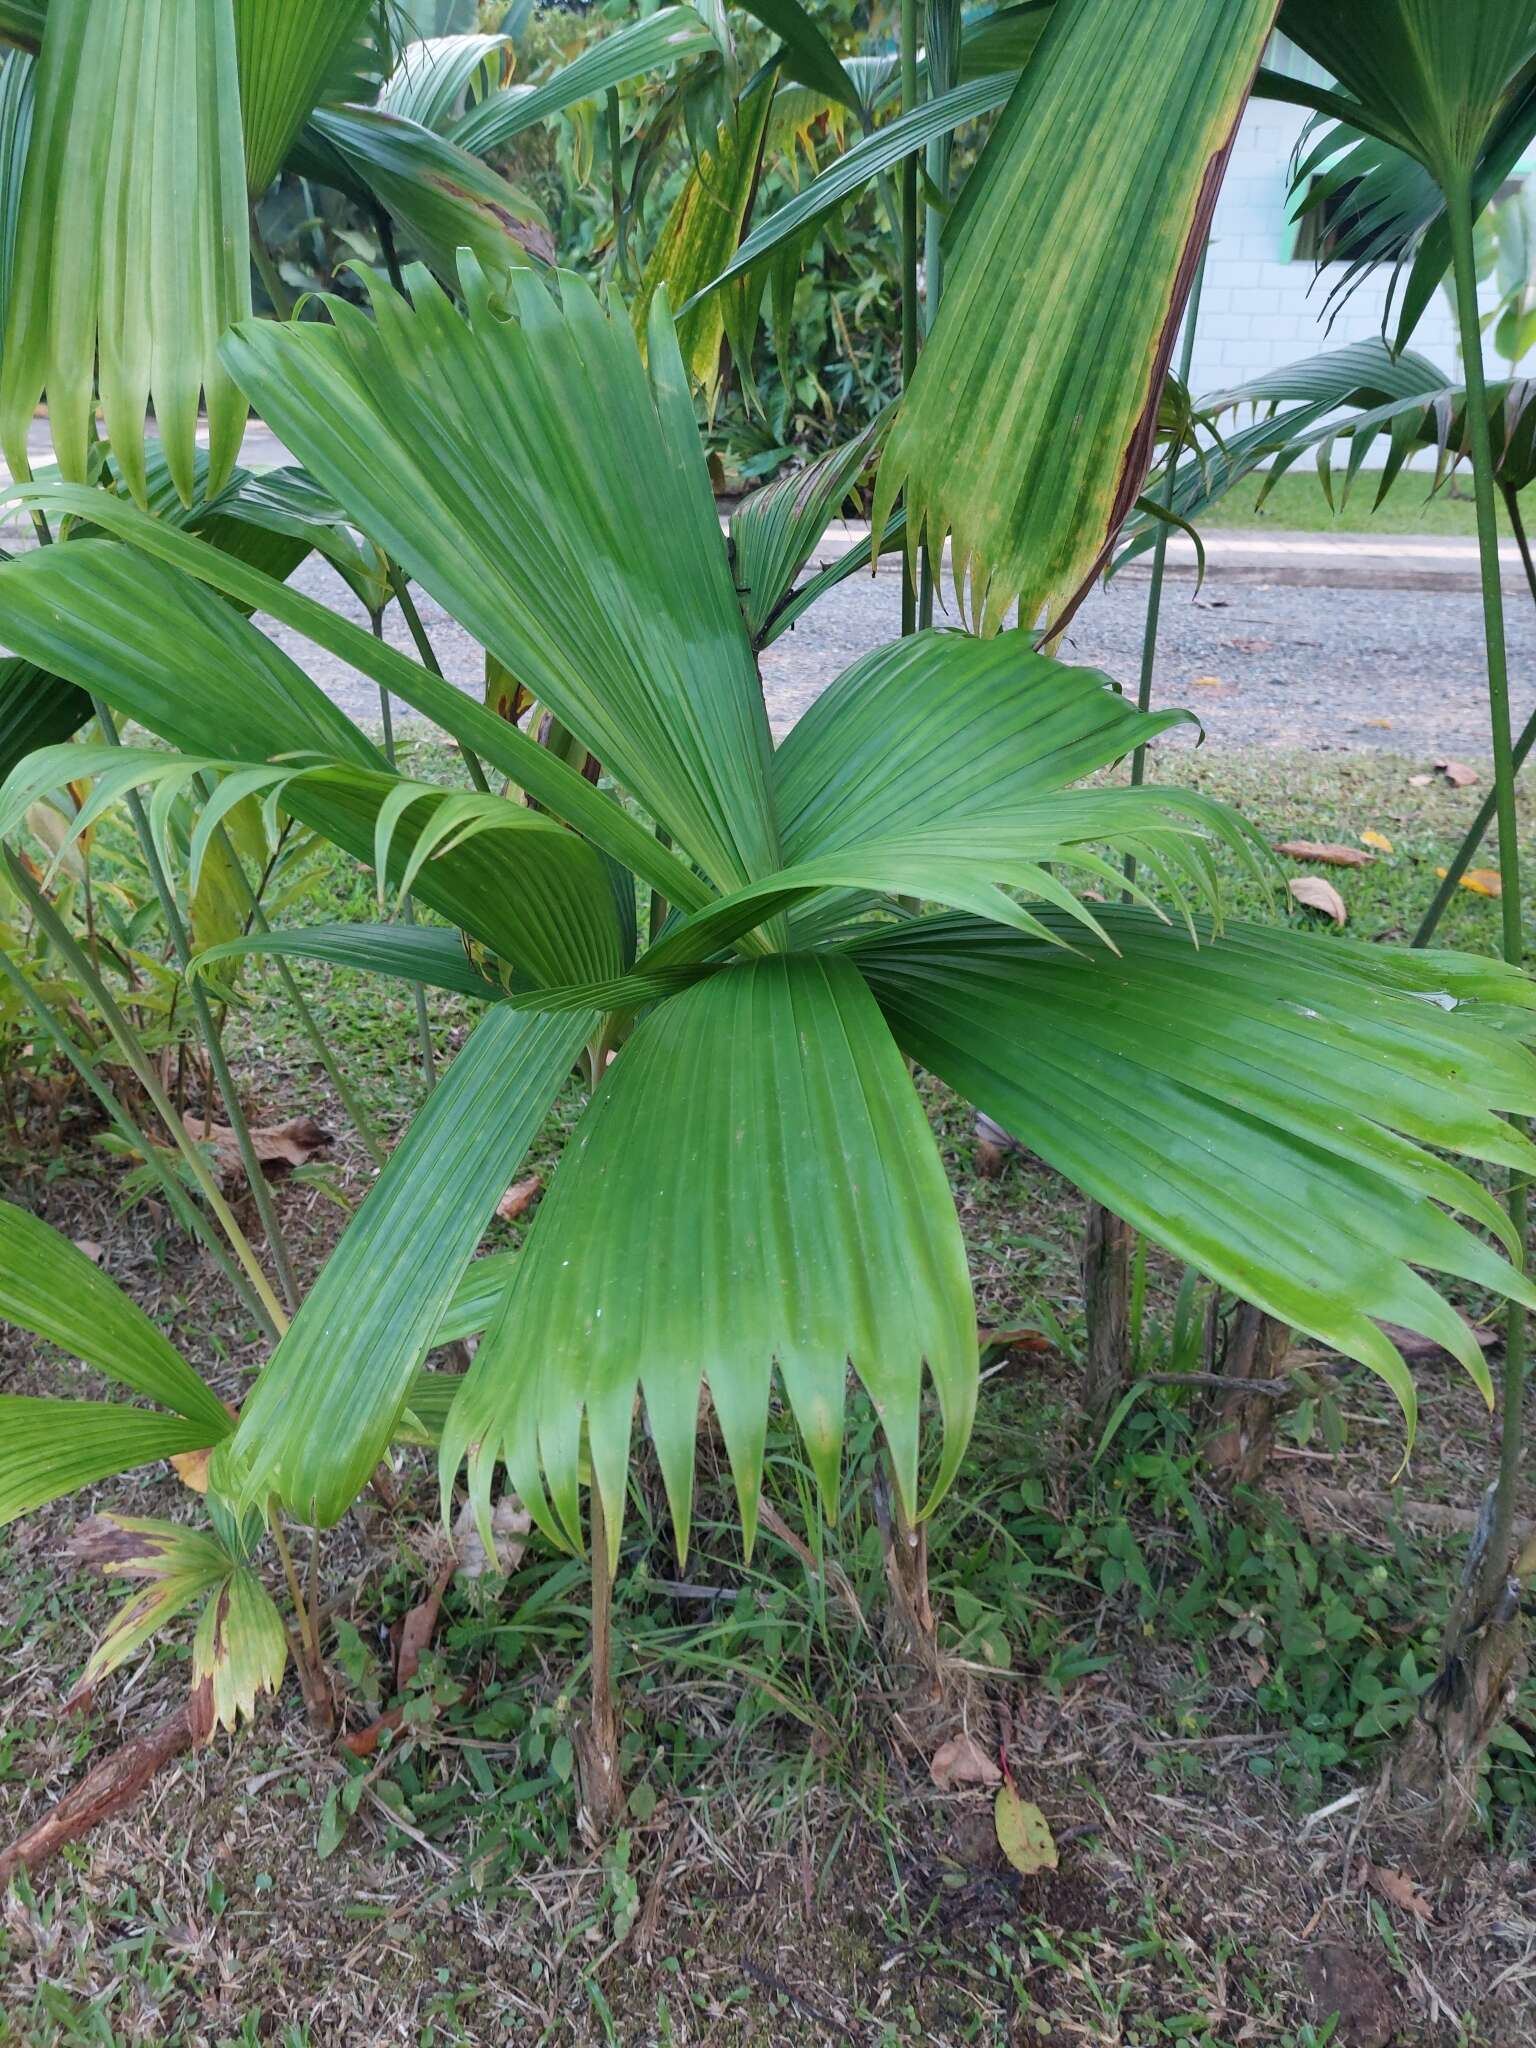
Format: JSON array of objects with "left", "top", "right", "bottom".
[
  {"left": 1081, "top": 1203, "right": 1134, "bottom": 1422},
  {"left": 1201, "top": 1300, "right": 1291, "bottom": 1484},
  {"left": 1398, "top": 176, "right": 1530, "bottom": 1837},
  {"left": 575, "top": 1484, "right": 625, "bottom": 1838}
]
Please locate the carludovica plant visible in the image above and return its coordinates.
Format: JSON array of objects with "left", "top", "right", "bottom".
[{"left": 5, "top": 261, "right": 1536, "bottom": 1800}]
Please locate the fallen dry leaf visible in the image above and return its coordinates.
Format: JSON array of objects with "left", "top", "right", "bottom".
[
  {"left": 183, "top": 1114, "right": 332, "bottom": 1176},
  {"left": 73, "top": 1239, "right": 104, "bottom": 1264},
  {"left": 1359, "top": 830, "right": 1394, "bottom": 853},
  {"left": 496, "top": 1174, "right": 543, "bottom": 1222},
  {"left": 452, "top": 1496, "right": 531, "bottom": 1580},
  {"left": 1288, "top": 876, "right": 1347, "bottom": 926},
  {"left": 396, "top": 1559, "right": 455, "bottom": 1690},
  {"left": 1366, "top": 1862, "right": 1432, "bottom": 1924},
  {"left": 1433, "top": 758, "right": 1478, "bottom": 787},
  {"left": 1380, "top": 1312, "right": 1496, "bottom": 1362},
  {"left": 995, "top": 1781, "right": 1057, "bottom": 1875},
  {"left": 1189, "top": 674, "right": 1227, "bottom": 690},
  {"left": 1275, "top": 840, "right": 1375, "bottom": 868},
  {"left": 1431, "top": 865, "right": 1502, "bottom": 897},
  {"left": 1363, "top": 718, "right": 1393, "bottom": 729},
  {"left": 1408, "top": 773, "right": 1434, "bottom": 787},
  {"left": 170, "top": 1448, "right": 213, "bottom": 1494},
  {"left": 930, "top": 1734, "right": 1001, "bottom": 1790}
]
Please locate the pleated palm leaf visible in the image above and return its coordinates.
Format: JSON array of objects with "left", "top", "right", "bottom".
[{"left": 3, "top": 267, "right": 1536, "bottom": 1574}]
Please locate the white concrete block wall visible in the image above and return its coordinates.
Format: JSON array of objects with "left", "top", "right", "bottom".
[{"left": 1189, "top": 86, "right": 1466, "bottom": 410}]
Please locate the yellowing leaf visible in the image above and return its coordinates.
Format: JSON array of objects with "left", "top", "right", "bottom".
[
  {"left": 1435, "top": 866, "right": 1503, "bottom": 897},
  {"left": 995, "top": 1780, "right": 1057, "bottom": 1875},
  {"left": 1360, "top": 831, "right": 1394, "bottom": 853},
  {"left": 1288, "top": 876, "right": 1347, "bottom": 926},
  {"left": 1190, "top": 675, "right": 1227, "bottom": 690}
]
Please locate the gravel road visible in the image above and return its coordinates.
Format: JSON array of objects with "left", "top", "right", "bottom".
[{"left": 260, "top": 539, "right": 1536, "bottom": 767}]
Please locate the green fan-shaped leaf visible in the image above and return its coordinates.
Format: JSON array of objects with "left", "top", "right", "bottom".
[
  {"left": 0, "top": 655, "right": 86, "bottom": 782},
  {"left": 233, "top": 0, "right": 374, "bottom": 193},
  {"left": 195, "top": 922, "right": 505, "bottom": 1001},
  {"left": 442, "top": 953, "right": 976, "bottom": 1565},
  {"left": 850, "top": 910, "right": 1536, "bottom": 1438},
  {"left": 0, "top": 1400, "right": 222, "bottom": 1526},
  {"left": 0, "top": 0, "right": 251, "bottom": 508},
  {"left": 872, "top": 0, "right": 1277, "bottom": 635},
  {"left": 225, "top": 1003, "right": 594, "bottom": 1526},
  {"left": 728, "top": 413, "right": 885, "bottom": 646},
  {"left": 221, "top": 265, "right": 782, "bottom": 901},
  {"left": 378, "top": 32, "right": 512, "bottom": 134},
  {"left": 0, "top": 1200, "right": 231, "bottom": 1435},
  {"left": 0, "top": 489, "right": 704, "bottom": 911}
]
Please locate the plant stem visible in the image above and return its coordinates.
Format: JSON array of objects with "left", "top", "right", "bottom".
[
  {"left": 0, "top": 948, "right": 267, "bottom": 1323},
  {"left": 370, "top": 611, "right": 438, "bottom": 1096},
  {"left": 6, "top": 849, "right": 287, "bottom": 1340},
  {"left": 1124, "top": 240, "right": 1209, "bottom": 892},
  {"left": 194, "top": 779, "right": 389, "bottom": 1171},
  {"left": 249, "top": 208, "right": 294, "bottom": 322},
  {"left": 386, "top": 564, "right": 490, "bottom": 793},
  {"left": 899, "top": 0, "right": 920, "bottom": 640},
  {"left": 1447, "top": 174, "right": 1528, "bottom": 1615},
  {"left": 90, "top": 701, "right": 301, "bottom": 1312},
  {"left": 1413, "top": 483, "right": 1536, "bottom": 946}
]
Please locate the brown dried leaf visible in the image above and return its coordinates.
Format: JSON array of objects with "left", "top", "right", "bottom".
[
  {"left": 1275, "top": 840, "right": 1375, "bottom": 868},
  {"left": 930, "top": 1734, "right": 1001, "bottom": 1790},
  {"left": 1408, "top": 773, "right": 1434, "bottom": 787},
  {"left": 183, "top": 1113, "right": 332, "bottom": 1176},
  {"left": 1379, "top": 1312, "right": 1496, "bottom": 1363},
  {"left": 1366, "top": 1862, "right": 1432, "bottom": 1923},
  {"left": 170, "top": 1448, "right": 213, "bottom": 1495},
  {"left": 1434, "top": 759, "right": 1479, "bottom": 787},
  {"left": 1288, "top": 876, "right": 1347, "bottom": 926},
  {"left": 395, "top": 1559, "right": 455, "bottom": 1689},
  {"left": 496, "top": 1173, "right": 543, "bottom": 1222},
  {"left": 72, "top": 1239, "right": 104, "bottom": 1264}
]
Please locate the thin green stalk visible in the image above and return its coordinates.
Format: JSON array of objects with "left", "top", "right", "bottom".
[
  {"left": 194, "top": 777, "right": 389, "bottom": 1172},
  {"left": 0, "top": 948, "right": 268, "bottom": 1326},
  {"left": 899, "top": 0, "right": 920, "bottom": 641},
  {"left": 1413, "top": 483, "right": 1536, "bottom": 946},
  {"left": 1124, "top": 240, "right": 1209, "bottom": 894},
  {"left": 1447, "top": 173, "right": 1527, "bottom": 1615},
  {"left": 250, "top": 208, "right": 295, "bottom": 322},
  {"left": 919, "top": 1, "right": 957, "bottom": 630},
  {"left": 386, "top": 563, "right": 491, "bottom": 793},
  {"left": 7, "top": 848, "right": 287, "bottom": 1339},
  {"left": 91, "top": 700, "right": 301, "bottom": 1312},
  {"left": 370, "top": 611, "right": 437, "bottom": 1096}
]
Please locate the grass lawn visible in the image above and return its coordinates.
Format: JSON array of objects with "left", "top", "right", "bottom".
[
  {"left": 1194, "top": 467, "right": 1536, "bottom": 540},
  {"left": 1, "top": 743, "right": 1533, "bottom": 2047}
]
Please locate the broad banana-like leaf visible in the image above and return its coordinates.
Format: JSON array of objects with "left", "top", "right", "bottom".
[
  {"left": 694, "top": 72, "right": 1018, "bottom": 302},
  {"left": 196, "top": 922, "right": 505, "bottom": 1001},
  {"left": 222, "top": 266, "right": 783, "bottom": 901},
  {"left": 850, "top": 910, "right": 1536, "bottom": 1439},
  {"left": 633, "top": 72, "right": 776, "bottom": 396},
  {"left": 872, "top": 0, "right": 1278, "bottom": 636},
  {"left": 728, "top": 414, "right": 885, "bottom": 646},
  {"left": 0, "top": 0, "right": 251, "bottom": 508},
  {"left": 0, "top": 483, "right": 706, "bottom": 911},
  {"left": 233, "top": 0, "right": 374, "bottom": 193},
  {"left": 0, "top": 654, "right": 84, "bottom": 781},
  {"left": 225, "top": 1003, "right": 595, "bottom": 1526},
  {"left": 441, "top": 954, "right": 976, "bottom": 1564},
  {"left": 735, "top": 0, "right": 860, "bottom": 114},
  {"left": 448, "top": 5, "right": 715, "bottom": 155},
  {"left": 0, "top": 1, "right": 42, "bottom": 54},
  {"left": 0, "top": 1200, "right": 232, "bottom": 1435},
  {"left": 303, "top": 105, "right": 553, "bottom": 281},
  {"left": 0, "top": 43, "right": 31, "bottom": 322}
]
